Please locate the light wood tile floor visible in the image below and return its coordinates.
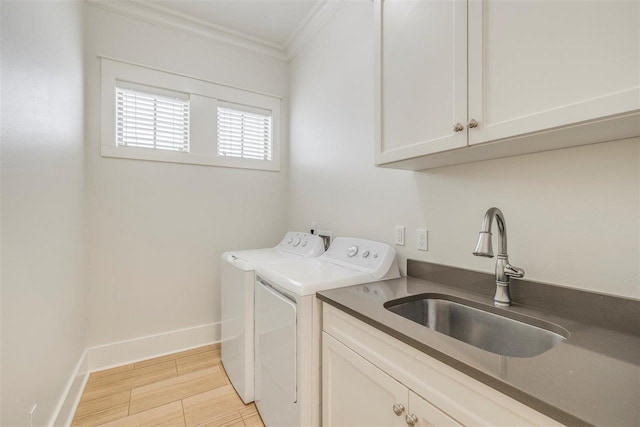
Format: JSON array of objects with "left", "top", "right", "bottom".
[{"left": 72, "top": 344, "right": 265, "bottom": 427}]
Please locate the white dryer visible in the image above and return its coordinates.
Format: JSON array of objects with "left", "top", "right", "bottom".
[
  {"left": 221, "top": 232, "right": 325, "bottom": 404},
  {"left": 254, "top": 237, "right": 400, "bottom": 426}
]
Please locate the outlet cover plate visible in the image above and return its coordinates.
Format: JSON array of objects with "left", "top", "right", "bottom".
[
  {"left": 395, "top": 226, "right": 405, "bottom": 246},
  {"left": 417, "top": 229, "right": 428, "bottom": 251}
]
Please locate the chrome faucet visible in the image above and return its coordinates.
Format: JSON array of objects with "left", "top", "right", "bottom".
[{"left": 473, "top": 207, "right": 525, "bottom": 307}]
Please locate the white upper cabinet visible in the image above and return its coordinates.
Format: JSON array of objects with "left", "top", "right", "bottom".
[
  {"left": 375, "top": 0, "right": 640, "bottom": 170},
  {"left": 467, "top": 0, "right": 640, "bottom": 145},
  {"left": 375, "top": 0, "right": 468, "bottom": 164}
]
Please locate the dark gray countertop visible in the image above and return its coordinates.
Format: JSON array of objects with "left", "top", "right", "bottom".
[{"left": 317, "top": 261, "right": 640, "bottom": 427}]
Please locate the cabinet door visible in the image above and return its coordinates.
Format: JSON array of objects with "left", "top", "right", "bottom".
[
  {"left": 468, "top": 0, "right": 640, "bottom": 145},
  {"left": 407, "top": 391, "right": 462, "bottom": 427},
  {"left": 375, "top": 0, "right": 468, "bottom": 165},
  {"left": 323, "top": 333, "right": 407, "bottom": 427}
]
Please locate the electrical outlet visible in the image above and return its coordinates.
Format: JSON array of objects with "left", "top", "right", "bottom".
[
  {"left": 417, "top": 229, "right": 428, "bottom": 251},
  {"left": 395, "top": 226, "right": 405, "bottom": 246}
]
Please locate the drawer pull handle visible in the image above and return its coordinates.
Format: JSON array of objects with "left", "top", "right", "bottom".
[
  {"left": 406, "top": 413, "right": 419, "bottom": 426},
  {"left": 393, "top": 403, "right": 405, "bottom": 416}
]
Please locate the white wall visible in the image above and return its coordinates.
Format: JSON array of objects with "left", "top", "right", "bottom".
[
  {"left": 1, "top": 1, "right": 86, "bottom": 425},
  {"left": 288, "top": 1, "right": 640, "bottom": 299},
  {"left": 84, "top": 6, "right": 289, "bottom": 348}
]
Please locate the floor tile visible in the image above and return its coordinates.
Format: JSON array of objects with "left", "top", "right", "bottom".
[
  {"left": 192, "top": 410, "right": 245, "bottom": 427},
  {"left": 130, "top": 366, "right": 227, "bottom": 415},
  {"left": 82, "top": 360, "right": 177, "bottom": 402},
  {"left": 85, "top": 360, "right": 176, "bottom": 390},
  {"left": 133, "top": 354, "right": 180, "bottom": 370},
  {"left": 241, "top": 413, "right": 264, "bottom": 427},
  {"left": 176, "top": 348, "right": 221, "bottom": 376},
  {"left": 88, "top": 364, "right": 134, "bottom": 382},
  {"left": 71, "top": 344, "right": 250, "bottom": 426},
  {"left": 70, "top": 403, "right": 129, "bottom": 427},
  {"left": 240, "top": 405, "right": 264, "bottom": 427},
  {"left": 238, "top": 405, "right": 257, "bottom": 419},
  {"left": 134, "top": 345, "right": 213, "bottom": 370},
  {"left": 182, "top": 385, "right": 247, "bottom": 427},
  {"left": 73, "top": 389, "right": 130, "bottom": 419},
  {"left": 99, "top": 401, "right": 185, "bottom": 427}
]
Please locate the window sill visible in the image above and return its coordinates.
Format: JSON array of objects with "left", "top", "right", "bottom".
[{"left": 100, "top": 145, "right": 280, "bottom": 171}]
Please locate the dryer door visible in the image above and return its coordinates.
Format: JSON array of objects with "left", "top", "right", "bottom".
[{"left": 255, "top": 280, "right": 297, "bottom": 425}]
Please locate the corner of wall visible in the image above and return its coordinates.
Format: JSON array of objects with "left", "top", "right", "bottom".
[{"left": 49, "top": 351, "right": 89, "bottom": 427}]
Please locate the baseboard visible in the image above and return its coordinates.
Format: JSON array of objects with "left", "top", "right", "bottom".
[
  {"left": 49, "top": 350, "right": 89, "bottom": 427},
  {"left": 47, "top": 322, "right": 219, "bottom": 426},
  {"left": 87, "top": 322, "right": 220, "bottom": 372}
]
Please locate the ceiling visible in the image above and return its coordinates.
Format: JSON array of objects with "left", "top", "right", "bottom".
[{"left": 140, "top": 0, "right": 324, "bottom": 48}]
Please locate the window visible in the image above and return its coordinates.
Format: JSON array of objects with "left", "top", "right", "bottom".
[
  {"left": 101, "top": 58, "right": 280, "bottom": 171},
  {"left": 116, "top": 83, "right": 190, "bottom": 152},
  {"left": 217, "top": 103, "right": 272, "bottom": 161}
]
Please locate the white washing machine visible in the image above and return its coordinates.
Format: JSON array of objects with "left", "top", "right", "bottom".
[
  {"left": 221, "top": 232, "right": 325, "bottom": 404},
  {"left": 254, "top": 237, "right": 400, "bottom": 426}
]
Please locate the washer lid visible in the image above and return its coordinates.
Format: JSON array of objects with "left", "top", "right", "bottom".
[
  {"left": 221, "top": 248, "right": 297, "bottom": 271},
  {"left": 257, "top": 258, "right": 372, "bottom": 296},
  {"left": 256, "top": 237, "right": 400, "bottom": 296},
  {"left": 220, "top": 231, "right": 325, "bottom": 271}
]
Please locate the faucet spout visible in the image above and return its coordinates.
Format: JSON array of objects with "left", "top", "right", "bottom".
[
  {"left": 472, "top": 207, "right": 525, "bottom": 307},
  {"left": 473, "top": 207, "right": 508, "bottom": 256}
]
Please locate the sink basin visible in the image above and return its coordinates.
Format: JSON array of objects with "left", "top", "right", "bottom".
[{"left": 384, "top": 294, "right": 568, "bottom": 358}]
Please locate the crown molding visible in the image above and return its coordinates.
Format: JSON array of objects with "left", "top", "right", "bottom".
[
  {"left": 85, "top": 0, "right": 287, "bottom": 61},
  {"left": 284, "top": 0, "right": 346, "bottom": 63},
  {"left": 85, "top": 0, "right": 346, "bottom": 64}
]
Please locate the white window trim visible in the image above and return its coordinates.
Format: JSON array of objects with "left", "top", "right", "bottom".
[{"left": 101, "top": 57, "right": 281, "bottom": 171}]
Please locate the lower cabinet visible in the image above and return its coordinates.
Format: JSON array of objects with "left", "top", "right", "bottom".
[
  {"left": 323, "top": 332, "right": 460, "bottom": 427},
  {"left": 322, "top": 303, "right": 563, "bottom": 427},
  {"left": 323, "top": 332, "right": 406, "bottom": 427},
  {"left": 408, "top": 391, "right": 461, "bottom": 427}
]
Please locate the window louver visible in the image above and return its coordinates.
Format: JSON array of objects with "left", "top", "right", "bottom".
[
  {"left": 217, "top": 104, "right": 272, "bottom": 161},
  {"left": 116, "top": 84, "right": 190, "bottom": 152}
]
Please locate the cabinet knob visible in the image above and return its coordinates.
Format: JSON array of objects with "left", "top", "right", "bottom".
[
  {"left": 468, "top": 119, "right": 479, "bottom": 128},
  {"left": 405, "top": 413, "right": 419, "bottom": 426},
  {"left": 453, "top": 123, "right": 465, "bottom": 132},
  {"left": 392, "top": 403, "right": 405, "bottom": 416}
]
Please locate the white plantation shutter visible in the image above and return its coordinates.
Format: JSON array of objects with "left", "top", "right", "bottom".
[
  {"left": 116, "top": 83, "right": 190, "bottom": 152},
  {"left": 217, "top": 103, "right": 272, "bottom": 161}
]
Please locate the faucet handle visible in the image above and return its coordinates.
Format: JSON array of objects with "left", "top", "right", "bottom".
[{"left": 504, "top": 264, "right": 525, "bottom": 279}]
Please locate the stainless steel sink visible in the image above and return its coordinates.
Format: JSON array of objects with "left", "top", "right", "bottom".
[{"left": 384, "top": 294, "right": 568, "bottom": 358}]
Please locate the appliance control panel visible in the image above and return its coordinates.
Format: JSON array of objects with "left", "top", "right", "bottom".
[
  {"left": 321, "top": 237, "right": 398, "bottom": 279},
  {"left": 277, "top": 232, "right": 325, "bottom": 257}
]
